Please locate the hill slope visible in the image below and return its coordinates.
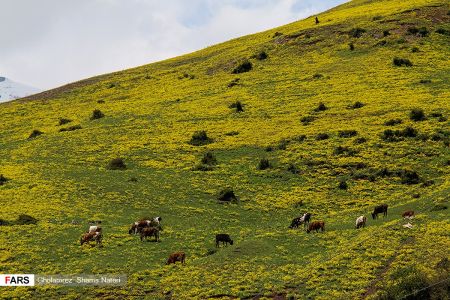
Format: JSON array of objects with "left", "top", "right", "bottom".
[{"left": 0, "top": 0, "right": 449, "bottom": 299}]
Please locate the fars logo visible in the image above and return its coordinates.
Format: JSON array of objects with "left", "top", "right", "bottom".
[{"left": 0, "top": 274, "right": 35, "bottom": 286}]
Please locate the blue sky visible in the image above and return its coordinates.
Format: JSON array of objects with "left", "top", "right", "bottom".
[{"left": 0, "top": 0, "right": 346, "bottom": 90}]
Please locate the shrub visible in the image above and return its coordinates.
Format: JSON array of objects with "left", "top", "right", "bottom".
[
  {"left": 107, "top": 158, "right": 127, "bottom": 170},
  {"left": 312, "top": 73, "right": 323, "bottom": 79},
  {"left": 419, "top": 79, "right": 431, "bottom": 84},
  {"left": 0, "top": 174, "right": 9, "bottom": 185},
  {"left": 97, "top": 100, "right": 105, "bottom": 104},
  {"left": 255, "top": 51, "right": 268, "bottom": 60},
  {"left": 381, "top": 127, "right": 417, "bottom": 141},
  {"left": 258, "top": 158, "right": 271, "bottom": 170},
  {"left": 398, "top": 170, "right": 420, "bottom": 184},
  {"left": 201, "top": 152, "right": 217, "bottom": 165},
  {"left": 15, "top": 214, "right": 38, "bottom": 225},
  {"left": 316, "top": 133, "right": 329, "bottom": 140},
  {"left": 128, "top": 177, "right": 138, "bottom": 182},
  {"left": 410, "top": 108, "right": 426, "bottom": 121},
  {"left": 372, "top": 15, "right": 382, "bottom": 21},
  {"left": 232, "top": 60, "right": 252, "bottom": 74},
  {"left": 218, "top": 188, "right": 238, "bottom": 202},
  {"left": 204, "top": 248, "right": 218, "bottom": 256},
  {"left": 28, "top": 130, "right": 43, "bottom": 139},
  {"left": 380, "top": 266, "right": 434, "bottom": 300},
  {"left": 91, "top": 109, "right": 105, "bottom": 120},
  {"left": 189, "top": 131, "right": 213, "bottom": 146},
  {"left": 393, "top": 57, "right": 413, "bottom": 67},
  {"left": 287, "top": 163, "right": 299, "bottom": 174},
  {"left": 349, "top": 43, "right": 355, "bottom": 51},
  {"left": 407, "top": 26, "right": 429, "bottom": 37},
  {"left": 277, "top": 139, "right": 290, "bottom": 150},
  {"left": 58, "top": 118, "right": 72, "bottom": 125},
  {"left": 294, "top": 135, "right": 307, "bottom": 142},
  {"left": 225, "top": 131, "right": 239, "bottom": 136},
  {"left": 108, "top": 83, "right": 116, "bottom": 88},
  {"left": 349, "top": 27, "right": 366, "bottom": 38},
  {"left": 383, "top": 30, "right": 390, "bottom": 37},
  {"left": 411, "top": 47, "right": 420, "bottom": 53},
  {"left": 436, "top": 28, "right": 450, "bottom": 36},
  {"left": 273, "top": 32, "right": 283, "bottom": 37},
  {"left": 354, "top": 137, "right": 367, "bottom": 144},
  {"left": 338, "top": 130, "right": 358, "bottom": 138},
  {"left": 384, "top": 118, "right": 402, "bottom": 126},
  {"left": 227, "top": 78, "right": 240, "bottom": 88},
  {"left": 314, "top": 102, "right": 327, "bottom": 112},
  {"left": 229, "top": 101, "right": 244, "bottom": 112},
  {"left": 349, "top": 101, "right": 364, "bottom": 109},
  {"left": 334, "top": 146, "right": 357, "bottom": 156},
  {"left": 338, "top": 180, "right": 348, "bottom": 190},
  {"left": 0, "top": 219, "right": 9, "bottom": 226},
  {"left": 59, "top": 125, "right": 82, "bottom": 132},
  {"left": 300, "top": 115, "right": 315, "bottom": 125}
]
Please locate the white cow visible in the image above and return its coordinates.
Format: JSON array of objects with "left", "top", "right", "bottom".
[{"left": 88, "top": 225, "right": 102, "bottom": 233}]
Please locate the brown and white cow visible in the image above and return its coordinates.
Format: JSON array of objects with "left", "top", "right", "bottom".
[
  {"left": 306, "top": 221, "right": 325, "bottom": 233},
  {"left": 166, "top": 252, "right": 186, "bottom": 265},
  {"left": 80, "top": 231, "right": 102, "bottom": 246},
  {"left": 355, "top": 216, "right": 367, "bottom": 229},
  {"left": 129, "top": 217, "right": 162, "bottom": 234}
]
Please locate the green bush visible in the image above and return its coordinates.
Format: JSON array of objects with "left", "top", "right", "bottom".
[
  {"left": 338, "top": 180, "right": 348, "bottom": 190},
  {"left": 393, "top": 57, "right": 413, "bottom": 67},
  {"left": 28, "top": 130, "right": 43, "bottom": 139},
  {"left": 91, "top": 109, "right": 105, "bottom": 120},
  {"left": 316, "top": 133, "right": 329, "bottom": 140},
  {"left": 189, "top": 131, "right": 213, "bottom": 146},
  {"left": 349, "top": 27, "right": 366, "bottom": 38},
  {"left": 15, "top": 214, "right": 38, "bottom": 225},
  {"left": 436, "top": 28, "right": 450, "bottom": 36},
  {"left": 338, "top": 130, "right": 358, "bottom": 138},
  {"left": 407, "top": 26, "right": 429, "bottom": 37},
  {"left": 384, "top": 118, "right": 402, "bottom": 126},
  {"left": 218, "top": 188, "right": 238, "bottom": 202},
  {"left": 287, "top": 163, "right": 299, "bottom": 174},
  {"left": 201, "top": 152, "right": 217, "bottom": 165},
  {"left": 349, "top": 43, "right": 355, "bottom": 51},
  {"left": 410, "top": 108, "right": 426, "bottom": 121},
  {"left": 349, "top": 101, "right": 364, "bottom": 109},
  {"left": 58, "top": 118, "right": 72, "bottom": 125},
  {"left": 354, "top": 137, "right": 367, "bottom": 144},
  {"left": 255, "top": 51, "right": 268, "bottom": 60},
  {"left": 300, "top": 115, "right": 316, "bottom": 125},
  {"left": 227, "top": 78, "right": 240, "bottom": 87},
  {"left": 229, "top": 101, "right": 244, "bottom": 112},
  {"left": 0, "top": 174, "right": 9, "bottom": 185},
  {"left": 314, "top": 102, "right": 328, "bottom": 112},
  {"left": 334, "top": 146, "right": 358, "bottom": 156},
  {"left": 312, "top": 73, "right": 323, "bottom": 79},
  {"left": 258, "top": 158, "right": 271, "bottom": 170},
  {"left": 107, "top": 158, "right": 127, "bottom": 170},
  {"left": 383, "top": 30, "right": 390, "bottom": 37},
  {"left": 398, "top": 170, "right": 420, "bottom": 185},
  {"left": 232, "top": 60, "right": 252, "bottom": 74}
]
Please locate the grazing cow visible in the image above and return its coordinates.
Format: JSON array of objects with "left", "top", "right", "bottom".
[
  {"left": 129, "top": 217, "right": 162, "bottom": 234},
  {"left": 402, "top": 210, "right": 415, "bottom": 219},
  {"left": 355, "top": 215, "right": 367, "bottom": 229},
  {"left": 88, "top": 225, "right": 102, "bottom": 233},
  {"left": 289, "top": 213, "right": 312, "bottom": 229},
  {"left": 80, "top": 232, "right": 102, "bottom": 246},
  {"left": 371, "top": 204, "right": 388, "bottom": 219},
  {"left": 166, "top": 252, "right": 186, "bottom": 265},
  {"left": 215, "top": 234, "right": 234, "bottom": 247},
  {"left": 306, "top": 221, "right": 325, "bottom": 233},
  {"left": 140, "top": 227, "right": 160, "bottom": 242}
]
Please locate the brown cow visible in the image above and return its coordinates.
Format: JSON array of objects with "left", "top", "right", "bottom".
[
  {"left": 402, "top": 210, "right": 415, "bottom": 218},
  {"left": 166, "top": 252, "right": 186, "bottom": 265},
  {"left": 307, "top": 221, "right": 325, "bottom": 233},
  {"left": 140, "top": 227, "right": 160, "bottom": 242},
  {"left": 80, "top": 232, "right": 102, "bottom": 246}
]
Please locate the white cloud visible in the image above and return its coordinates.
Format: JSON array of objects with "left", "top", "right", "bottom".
[{"left": 0, "top": 0, "right": 346, "bottom": 90}]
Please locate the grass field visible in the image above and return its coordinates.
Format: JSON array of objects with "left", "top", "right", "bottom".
[{"left": 0, "top": 0, "right": 449, "bottom": 299}]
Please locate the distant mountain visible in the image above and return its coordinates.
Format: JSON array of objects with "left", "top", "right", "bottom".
[{"left": 0, "top": 76, "right": 40, "bottom": 102}]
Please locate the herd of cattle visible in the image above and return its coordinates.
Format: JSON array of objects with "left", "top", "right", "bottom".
[{"left": 79, "top": 204, "right": 415, "bottom": 264}]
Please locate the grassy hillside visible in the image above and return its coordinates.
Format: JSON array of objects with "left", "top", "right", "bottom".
[{"left": 1, "top": 0, "right": 449, "bottom": 299}]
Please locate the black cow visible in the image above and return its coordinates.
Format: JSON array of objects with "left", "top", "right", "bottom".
[
  {"left": 289, "top": 213, "right": 311, "bottom": 229},
  {"left": 215, "top": 234, "right": 233, "bottom": 247},
  {"left": 371, "top": 204, "right": 388, "bottom": 219}
]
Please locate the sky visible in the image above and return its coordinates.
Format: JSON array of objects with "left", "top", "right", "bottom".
[{"left": 0, "top": 0, "right": 346, "bottom": 90}]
